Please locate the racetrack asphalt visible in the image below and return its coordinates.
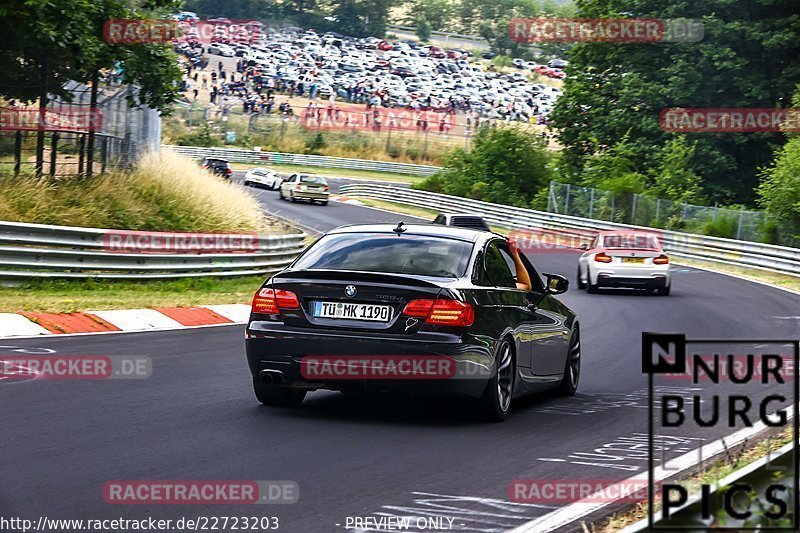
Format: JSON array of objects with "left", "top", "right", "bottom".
[{"left": 1, "top": 173, "right": 798, "bottom": 532}]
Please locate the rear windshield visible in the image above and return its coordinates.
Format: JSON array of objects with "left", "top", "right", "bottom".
[
  {"left": 293, "top": 233, "right": 474, "bottom": 278},
  {"left": 603, "top": 234, "right": 660, "bottom": 249},
  {"left": 300, "top": 175, "right": 325, "bottom": 184},
  {"left": 253, "top": 168, "right": 269, "bottom": 175}
]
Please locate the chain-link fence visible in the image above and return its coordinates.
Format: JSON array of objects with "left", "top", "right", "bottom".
[
  {"left": 0, "top": 79, "right": 161, "bottom": 177},
  {"left": 547, "top": 181, "right": 769, "bottom": 243}
]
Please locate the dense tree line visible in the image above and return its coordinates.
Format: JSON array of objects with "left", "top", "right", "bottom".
[
  {"left": 552, "top": 0, "right": 800, "bottom": 206},
  {"left": 0, "top": 0, "right": 182, "bottom": 113}
]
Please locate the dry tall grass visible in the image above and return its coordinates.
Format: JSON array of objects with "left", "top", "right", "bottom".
[{"left": 0, "top": 151, "right": 276, "bottom": 233}]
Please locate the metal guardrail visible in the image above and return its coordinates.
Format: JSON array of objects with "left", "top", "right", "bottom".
[
  {"left": 620, "top": 441, "right": 796, "bottom": 532},
  {"left": 0, "top": 221, "right": 306, "bottom": 280},
  {"left": 163, "top": 145, "right": 442, "bottom": 177},
  {"left": 387, "top": 25, "right": 489, "bottom": 45},
  {"left": 337, "top": 184, "right": 800, "bottom": 278}
]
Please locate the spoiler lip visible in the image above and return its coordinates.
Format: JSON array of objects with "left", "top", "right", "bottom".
[{"left": 272, "top": 268, "right": 453, "bottom": 287}]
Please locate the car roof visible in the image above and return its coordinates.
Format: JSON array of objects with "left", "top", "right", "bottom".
[{"left": 328, "top": 223, "right": 497, "bottom": 242}]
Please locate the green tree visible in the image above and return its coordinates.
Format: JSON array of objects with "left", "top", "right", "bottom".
[
  {"left": 648, "top": 136, "right": 704, "bottom": 204},
  {"left": 0, "top": 0, "right": 182, "bottom": 113},
  {"left": 406, "top": 0, "right": 454, "bottom": 31},
  {"left": 758, "top": 136, "right": 800, "bottom": 246},
  {"left": 551, "top": 0, "right": 800, "bottom": 205},
  {"left": 416, "top": 127, "right": 551, "bottom": 206},
  {"left": 415, "top": 16, "right": 432, "bottom": 42}
]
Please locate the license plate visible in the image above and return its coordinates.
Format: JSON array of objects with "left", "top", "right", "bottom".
[
  {"left": 622, "top": 257, "right": 645, "bottom": 264},
  {"left": 312, "top": 301, "right": 391, "bottom": 322}
]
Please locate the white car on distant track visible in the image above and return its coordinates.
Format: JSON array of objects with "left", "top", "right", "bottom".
[
  {"left": 577, "top": 230, "right": 672, "bottom": 295},
  {"left": 243, "top": 167, "right": 282, "bottom": 189}
]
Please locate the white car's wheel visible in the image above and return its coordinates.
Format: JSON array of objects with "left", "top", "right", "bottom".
[{"left": 576, "top": 265, "right": 586, "bottom": 290}]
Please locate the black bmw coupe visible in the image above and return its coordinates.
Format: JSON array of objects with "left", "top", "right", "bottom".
[{"left": 245, "top": 223, "right": 580, "bottom": 421}]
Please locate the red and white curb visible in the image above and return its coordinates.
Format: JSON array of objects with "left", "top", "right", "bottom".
[{"left": 0, "top": 305, "right": 250, "bottom": 338}]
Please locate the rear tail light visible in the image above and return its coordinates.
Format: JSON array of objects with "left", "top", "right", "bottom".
[
  {"left": 402, "top": 298, "right": 475, "bottom": 327},
  {"left": 653, "top": 254, "right": 670, "bottom": 265},
  {"left": 251, "top": 287, "right": 300, "bottom": 314},
  {"left": 594, "top": 252, "right": 612, "bottom": 263},
  {"left": 323, "top": 186, "right": 329, "bottom": 191},
  {"left": 226, "top": 167, "right": 232, "bottom": 175}
]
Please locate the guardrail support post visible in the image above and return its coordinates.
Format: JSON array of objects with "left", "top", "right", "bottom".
[
  {"left": 736, "top": 206, "right": 745, "bottom": 240},
  {"left": 49, "top": 133, "right": 59, "bottom": 176},
  {"left": 14, "top": 131, "right": 22, "bottom": 176}
]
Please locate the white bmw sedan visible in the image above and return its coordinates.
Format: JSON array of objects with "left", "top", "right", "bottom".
[{"left": 577, "top": 230, "right": 672, "bottom": 295}]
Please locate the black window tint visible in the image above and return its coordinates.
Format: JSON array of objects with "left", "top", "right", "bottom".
[
  {"left": 483, "top": 242, "right": 517, "bottom": 288},
  {"left": 293, "top": 233, "right": 473, "bottom": 278},
  {"left": 518, "top": 251, "right": 546, "bottom": 292}
]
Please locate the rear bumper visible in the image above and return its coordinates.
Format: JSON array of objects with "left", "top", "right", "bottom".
[
  {"left": 292, "top": 191, "right": 329, "bottom": 201},
  {"left": 245, "top": 322, "right": 493, "bottom": 398},
  {"left": 595, "top": 274, "right": 669, "bottom": 289},
  {"left": 591, "top": 265, "right": 670, "bottom": 288}
]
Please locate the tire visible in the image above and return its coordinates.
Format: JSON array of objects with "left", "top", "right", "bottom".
[
  {"left": 555, "top": 326, "right": 581, "bottom": 396},
  {"left": 243, "top": 181, "right": 250, "bottom": 187},
  {"left": 279, "top": 189, "right": 286, "bottom": 200},
  {"left": 479, "top": 339, "right": 515, "bottom": 422},
  {"left": 252, "top": 377, "right": 306, "bottom": 407},
  {"left": 657, "top": 284, "right": 671, "bottom": 296},
  {"left": 576, "top": 265, "right": 586, "bottom": 290},
  {"left": 289, "top": 191, "right": 296, "bottom": 203},
  {"left": 320, "top": 200, "right": 328, "bottom": 206},
  {"left": 586, "top": 278, "right": 599, "bottom": 294}
]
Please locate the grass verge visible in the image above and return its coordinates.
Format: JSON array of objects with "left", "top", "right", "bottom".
[
  {"left": 0, "top": 276, "right": 267, "bottom": 314},
  {"left": 588, "top": 426, "right": 794, "bottom": 532},
  {"left": 344, "top": 197, "right": 441, "bottom": 220},
  {"left": 0, "top": 151, "right": 285, "bottom": 233}
]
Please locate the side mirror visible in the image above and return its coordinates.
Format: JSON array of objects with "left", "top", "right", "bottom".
[
  {"left": 544, "top": 273, "right": 569, "bottom": 295},
  {"left": 579, "top": 243, "right": 589, "bottom": 251}
]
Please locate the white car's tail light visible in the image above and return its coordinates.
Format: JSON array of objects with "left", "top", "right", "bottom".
[
  {"left": 594, "top": 253, "right": 612, "bottom": 263},
  {"left": 653, "top": 254, "right": 670, "bottom": 265}
]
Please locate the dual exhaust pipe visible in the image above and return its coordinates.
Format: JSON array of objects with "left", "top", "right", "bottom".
[{"left": 259, "top": 369, "right": 285, "bottom": 385}]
